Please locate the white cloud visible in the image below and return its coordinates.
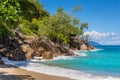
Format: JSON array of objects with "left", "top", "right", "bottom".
[{"left": 83, "top": 31, "right": 120, "bottom": 45}]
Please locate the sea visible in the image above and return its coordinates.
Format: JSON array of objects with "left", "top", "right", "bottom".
[{"left": 3, "top": 45, "right": 120, "bottom": 80}]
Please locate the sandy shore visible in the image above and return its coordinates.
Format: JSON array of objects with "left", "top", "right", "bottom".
[{"left": 0, "top": 64, "right": 73, "bottom": 80}]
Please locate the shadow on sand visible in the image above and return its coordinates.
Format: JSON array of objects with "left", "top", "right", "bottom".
[{"left": 0, "top": 65, "right": 35, "bottom": 80}]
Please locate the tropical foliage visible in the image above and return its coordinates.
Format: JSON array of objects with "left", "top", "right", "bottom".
[{"left": 0, "top": 0, "right": 88, "bottom": 44}]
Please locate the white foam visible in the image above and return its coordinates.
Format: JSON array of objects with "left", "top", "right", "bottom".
[
  {"left": 71, "top": 50, "right": 88, "bottom": 56},
  {"left": 28, "top": 50, "right": 88, "bottom": 62},
  {"left": 31, "top": 56, "right": 74, "bottom": 62},
  {"left": 53, "top": 56, "right": 74, "bottom": 60},
  {"left": 34, "top": 56, "right": 42, "bottom": 60},
  {"left": 90, "top": 48, "right": 103, "bottom": 52},
  {"left": 2, "top": 58, "right": 120, "bottom": 80}
]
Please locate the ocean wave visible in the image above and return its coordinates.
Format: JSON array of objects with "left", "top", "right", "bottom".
[
  {"left": 76, "top": 48, "right": 104, "bottom": 53},
  {"left": 90, "top": 48, "right": 104, "bottom": 52},
  {"left": 31, "top": 50, "right": 87, "bottom": 62},
  {"left": 2, "top": 58, "right": 120, "bottom": 80},
  {"left": 53, "top": 56, "right": 74, "bottom": 60},
  {"left": 30, "top": 56, "right": 74, "bottom": 62},
  {"left": 71, "top": 50, "right": 88, "bottom": 56}
]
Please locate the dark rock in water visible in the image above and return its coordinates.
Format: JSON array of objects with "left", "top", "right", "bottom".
[{"left": 0, "top": 60, "right": 4, "bottom": 65}]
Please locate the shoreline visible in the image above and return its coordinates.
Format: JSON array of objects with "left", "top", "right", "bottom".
[
  {"left": 0, "top": 64, "right": 73, "bottom": 80},
  {"left": 1, "top": 64, "right": 120, "bottom": 80},
  {"left": 2, "top": 53, "right": 120, "bottom": 80}
]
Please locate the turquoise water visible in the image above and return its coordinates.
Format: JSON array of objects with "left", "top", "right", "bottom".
[{"left": 42, "top": 45, "right": 120, "bottom": 77}]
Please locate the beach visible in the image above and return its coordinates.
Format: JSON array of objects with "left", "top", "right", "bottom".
[
  {"left": 1, "top": 48, "right": 120, "bottom": 80},
  {"left": 1, "top": 47, "right": 120, "bottom": 80},
  {"left": 0, "top": 64, "right": 73, "bottom": 80}
]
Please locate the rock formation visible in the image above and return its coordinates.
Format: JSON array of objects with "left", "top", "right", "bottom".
[
  {"left": 22, "top": 37, "right": 74, "bottom": 59},
  {"left": 70, "top": 37, "right": 94, "bottom": 50},
  {"left": 0, "top": 33, "right": 94, "bottom": 61},
  {"left": 0, "top": 36, "right": 26, "bottom": 61},
  {"left": 0, "top": 33, "right": 75, "bottom": 60}
]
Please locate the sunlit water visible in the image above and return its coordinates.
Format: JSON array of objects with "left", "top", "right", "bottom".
[{"left": 43, "top": 46, "right": 120, "bottom": 77}]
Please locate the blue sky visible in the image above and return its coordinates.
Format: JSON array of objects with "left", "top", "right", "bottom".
[{"left": 39, "top": 0, "right": 120, "bottom": 45}]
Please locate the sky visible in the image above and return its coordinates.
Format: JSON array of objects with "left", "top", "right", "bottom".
[{"left": 39, "top": 0, "right": 120, "bottom": 45}]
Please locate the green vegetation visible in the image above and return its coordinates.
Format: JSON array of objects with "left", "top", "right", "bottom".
[{"left": 0, "top": 0, "right": 88, "bottom": 44}]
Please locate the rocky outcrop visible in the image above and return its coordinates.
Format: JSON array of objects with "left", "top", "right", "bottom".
[
  {"left": 0, "top": 32, "right": 94, "bottom": 61},
  {"left": 25, "top": 38, "right": 74, "bottom": 59},
  {"left": 0, "top": 33, "right": 75, "bottom": 60},
  {"left": 70, "top": 37, "right": 94, "bottom": 50}
]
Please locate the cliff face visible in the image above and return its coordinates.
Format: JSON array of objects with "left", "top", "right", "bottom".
[{"left": 0, "top": 33, "right": 94, "bottom": 62}]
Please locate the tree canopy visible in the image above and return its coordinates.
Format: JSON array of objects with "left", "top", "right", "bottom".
[{"left": 0, "top": 0, "right": 88, "bottom": 44}]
